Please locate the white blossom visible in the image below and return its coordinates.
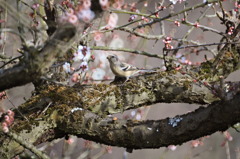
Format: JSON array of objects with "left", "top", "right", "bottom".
[
  {"left": 169, "top": 0, "right": 178, "bottom": 4},
  {"left": 73, "top": 45, "right": 91, "bottom": 62},
  {"left": 62, "top": 62, "right": 71, "bottom": 73},
  {"left": 79, "top": 61, "right": 88, "bottom": 72},
  {"left": 77, "top": 9, "right": 95, "bottom": 23}
]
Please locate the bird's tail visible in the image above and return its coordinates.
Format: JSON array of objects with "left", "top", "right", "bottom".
[{"left": 139, "top": 69, "right": 157, "bottom": 73}]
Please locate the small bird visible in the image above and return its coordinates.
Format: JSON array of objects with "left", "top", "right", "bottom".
[{"left": 107, "top": 54, "right": 155, "bottom": 82}]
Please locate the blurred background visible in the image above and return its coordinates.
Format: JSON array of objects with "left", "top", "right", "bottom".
[{"left": 1, "top": 0, "right": 240, "bottom": 158}]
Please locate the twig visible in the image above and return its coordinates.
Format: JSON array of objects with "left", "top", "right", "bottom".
[
  {"left": 4, "top": 131, "right": 50, "bottom": 159},
  {"left": 90, "top": 46, "right": 177, "bottom": 61},
  {"left": 232, "top": 126, "right": 240, "bottom": 133},
  {"left": 0, "top": 55, "right": 23, "bottom": 69},
  {"left": 166, "top": 42, "right": 240, "bottom": 51},
  {"left": 5, "top": 94, "right": 29, "bottom": 122},
  {"left": 133, "top": 0, "right": 218, "bottom": 29}
]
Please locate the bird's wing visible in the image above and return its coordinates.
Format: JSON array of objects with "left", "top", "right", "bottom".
[{"left": 120, "top": 62, "right": 139, "bottom": 71}]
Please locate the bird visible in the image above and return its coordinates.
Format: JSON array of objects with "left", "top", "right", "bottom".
[{"left": 107, "top": 54, "right": 156, "bottom": 83}]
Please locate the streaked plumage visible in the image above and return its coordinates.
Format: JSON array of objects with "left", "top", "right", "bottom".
[{"left": 107, "top": 54, "right": 155, "bottom": 82}]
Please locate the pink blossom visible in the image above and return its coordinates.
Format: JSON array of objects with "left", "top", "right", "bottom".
[
  {"left": 66, "top": 138, "right": 74, "bottom": 144},
  {"left": 144, "top": 2, "right": 148, "bottom": 7},
  {"left": 112, "top": 0, "right": 124, "bottom": 9},
  {"left": 235, "top": 2, "right": 240, "bottom": 9},
  {"left": 67, "top": 8, "right": 74, "bottom": 15},
  {"left": 141, "top": 16, "right": 149, "bottom": 22},
  {"left": 194, "top": 22, "right": 200, "bottom": 28},
  {"left": 7, "top": 110, "right": 14, "bottom": 117},
  {"left": 2, "top": 122, "right": 7, "bottom": 127},
  {"left": 99, "top": 0, "right": 108, "bottom": 7},
  {"left": 107, "top": 13, "right": 118, "bottom": 28},
  {"left": 32, "top": 3, "right": 39, "bottom": 9},
  {"left": 168, "top": 145, "right": 177, "bottom": 151},
  {"left": 4, "top": 115, "right": 10, "bottom": 122},
  {"left": 163, "top": 37, "right": 173, "bottom": 49},
  {"left": 79, "top": 61, "right": 88, "bottom": 72},
  {"left": 227, "top": 26, "right": 234, "bottom": 35},
  {"left": 93, "top": 32, "right": 103, "bottom": 42},
  {"left": 128, "top": 14, "right": 137, "bottom": 22},
  {"left": 191, "top": 140, "right": 203, "bottom": 148},
  {"left": 71, "top": 73, "right": 80, "bottom": 83},
  {"left": 163, "top": 37, "right": 172, "bottom": 44},
  {"left": 2, "top": 126, "right": 9, "bottom": 133},
  {"left": 82, "top": 0, "right": 91, "bottom": 9},
  {"left": 175, "top": 66, "right": 182, "bottom": 70},
  {"left": 174, "top": 21, "right": 180, "bottom": 27},
  {"left": 105, "top": 146, "right": 112, "bottom": 153},
  {"left": 224, "top": 131, "right": 233, "bottom": 141},
  {"left": 77, "top": 9, "right": 95, "bottom": 23},
  {"left": 0, "top": 91, "right": 6, "bottom": 100},
  {"left": 68, "top": 15, "right": 78, "bottom": 24}
]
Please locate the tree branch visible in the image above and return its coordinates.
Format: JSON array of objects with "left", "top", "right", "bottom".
[
  {"left": 0, "top": 23, "right": 76, "bottom": 91},
  {"left": 0, "top": 80, "right": 239, "bottom": 158}
]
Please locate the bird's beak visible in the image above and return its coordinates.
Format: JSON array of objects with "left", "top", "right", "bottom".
[{"left": 107, "top": 56, "right": 110, "bottom": 60}]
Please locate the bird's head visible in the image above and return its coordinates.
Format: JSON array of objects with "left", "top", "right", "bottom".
[{"left": 107, "top": 54, "right": 119, "bottom": 63}]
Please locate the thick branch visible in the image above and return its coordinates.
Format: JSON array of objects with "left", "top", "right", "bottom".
[
  {"left": 0, "top": 71, "right": 220, "bottom": 158},
  {"left": 0, "top": 23, "right": 76, "bottom": 91},
  {"left": 0, "top": 83, "right": 239, "bottom": 158},
  {"left": 60, "top": 92, "right": 240, "bottom": 149}
]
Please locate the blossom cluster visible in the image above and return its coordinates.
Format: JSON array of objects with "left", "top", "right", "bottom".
[
  {"left": 62, "top": 45, "right": 96, "bottom": 83},
  {"left": 234, "top": 2, "right": 240, "bottom": 12},
  {"left": 60, "top": 0, "right": 95, "bottom": 24},
  {"left": 1, "top": 109, "right": 15, "bottom": 133},
  {"left": 169, "top": 0, "right": 186, "bottom": 5},
  {"left": 0, "top": 91, "right": 6, "bottom": 100},
  {"left": 163, "top": 37, "right": 173, "bottom": 49}
]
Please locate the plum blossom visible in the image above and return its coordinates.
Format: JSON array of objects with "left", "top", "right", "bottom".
[
  {"left": 169, "top": 0, "right": 178, "bottom": 4},
  {"left": 105, "top": 146, "right": 112, "bottom": 154},
  {"left": 1, "top": 109, "right": 15, "bottom": 133},
  {"left": 76, "top": 9, "right": 95, "bottom": 23},
  {"left": 93, "top": 32, "right": 103, "bottom": 42},
  {"left": 99, "top": 0, "right": 109, "bottom": 9},
  {"left": 163, "top": 37, "right": 173, "bottom": 49},
  {"left": 68, "top": 15, "right": 78, "bottom": 24},
  {"left": 191, "top": 140, "right": 203, "bottom": 148},
  {"left": 82, "top": 0, "right": 91, "bottom": 9},
  {"left": 63, "top": 62, "right": 71, "bottom": 73},
  {"left": 129, "top": 14, "right": 138, "bottom": 22},
  {"left": 71, "top": 73, "right": 80, "bottom": 82},
  {"left": 135, "top": 113, "right": 142, "bottom": 120},
  {"left": 73, "top": 45, "right": 91, "bottom": 62},
  {"left": 174, "top": 20, "right": 180, "bottom": 27},
  {"left": 223, "top": 131, "right": 233, "bottom": 141},
  {"left": 107, "top": 13, "right": 118, "bottom": 28},
  {"left": 170, "top": 0, "right": 185, "bottom": 4},
  {"left": 168, "top": 145, "right": 177, "bottom": 151},
  {"left": 59, "top": 8, "right": 79, "bottom": 25},
  {"left": 79, "top": 61, "right": 88, "bottom": 72},
  {"left": 194, "top": 22, "right": 200, "bottom": 28},
  {"left": 0, "top": 91, "right": 6, "bottom": 100},
  {"left": 32, "top": 3, "right": 40, "bottom": 9}
]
